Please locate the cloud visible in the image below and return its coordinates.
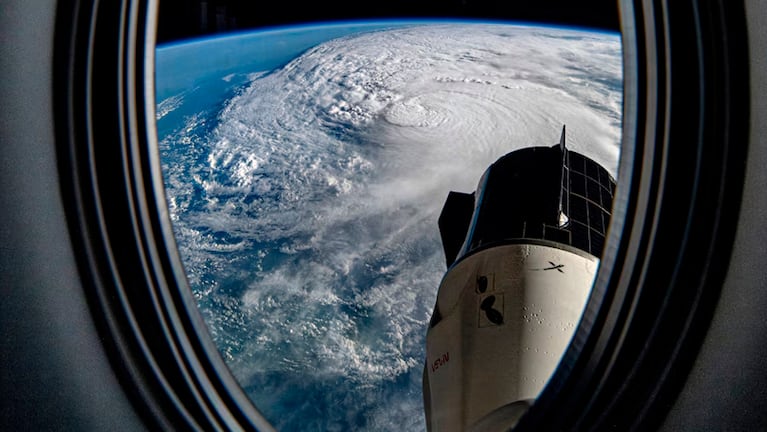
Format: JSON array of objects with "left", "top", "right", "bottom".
[{"left": 160, "top": 23, "right": 622, "bottom": 431}]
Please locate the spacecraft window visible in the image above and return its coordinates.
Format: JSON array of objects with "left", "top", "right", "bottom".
[
  {"left": 152, "top": 6, "right": 622, "bottom": 432},
  {"left": 54, "top": 0, "right": 754, "bottom": 430}
]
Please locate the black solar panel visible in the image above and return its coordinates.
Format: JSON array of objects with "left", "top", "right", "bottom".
[
  {"left": 588, "top": 201, "right": 605, "bottom": 233},
  {"left": 544, "top": 226, "right": 571, "bottom": 244},
  {"left": 439, "top": 135, "right": 617, "bottom": 266},
  {"left": 587, "top": 178, "right": 603, "bottom": 206},
  {"left": 601, "top": 186, "right": 613, "bottom": 210},
  {"left": 571, "top": 171, "right": 587, "bottom": 197},
  {"left": 570, "top": 152, "right": 587, "bottom": 174},
  {"left": 585, "top": 158, "right": 600, "bottom": 179},
  {"left": 570, "top": 195, "right": 588, "bottom": 221},
  {"left": 590, "top": 231, "right": 605, "bottom": 256},
  {"left": 525, "top": 222, "right": 543, "bottom": 239},
  {"left": 571, "top": 221, "right": 590, "bottom": 249}
]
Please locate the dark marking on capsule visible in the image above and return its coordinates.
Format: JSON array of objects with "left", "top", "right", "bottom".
[{"left": 480, "top": 295, "right": 504, "bottom": 325}]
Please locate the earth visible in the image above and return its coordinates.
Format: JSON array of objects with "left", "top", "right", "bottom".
[{"left": 155, "top": 20, "right": 622, "bottom": 431}]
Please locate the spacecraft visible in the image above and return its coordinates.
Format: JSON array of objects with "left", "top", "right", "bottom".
[{"left": 423, "top": 126, "right": 616, "bottom": 431}]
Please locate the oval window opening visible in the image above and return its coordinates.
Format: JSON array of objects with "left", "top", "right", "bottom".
[{"left": 154, "top": 8, "right": 623, "bottom": 431}]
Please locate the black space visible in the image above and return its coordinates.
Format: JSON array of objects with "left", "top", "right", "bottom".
[{"left": 156, "top": 0, "right": 621, "bottom": 45}]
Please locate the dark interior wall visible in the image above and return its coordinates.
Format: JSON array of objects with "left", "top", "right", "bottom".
[{"left": 156, "top": 0, "right": 620, "bottom": 45}]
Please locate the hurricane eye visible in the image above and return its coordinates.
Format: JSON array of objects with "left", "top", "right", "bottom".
[{"left": 155, "top": 8, "right": 622, "bottom": 431}]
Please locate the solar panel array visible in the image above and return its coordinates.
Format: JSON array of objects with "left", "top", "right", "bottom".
[
  {"left": 561, "top": 151, "right": 616, "bottom": 256},
  {"left": 442, "top": 143, "right": 617, "bottom": 265}
]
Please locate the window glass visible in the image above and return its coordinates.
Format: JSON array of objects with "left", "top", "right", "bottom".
[{"left": 156, "top": 18, "right": 622, "bottom": 431}]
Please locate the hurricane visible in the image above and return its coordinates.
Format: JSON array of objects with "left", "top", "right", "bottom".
[{"left": 157, "top": 22, "right": 622, "bottom": 431}]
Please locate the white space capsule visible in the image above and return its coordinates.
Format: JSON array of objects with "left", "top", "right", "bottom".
[{"left": 423, "top": 126, "right": 616, "bottom": 431}]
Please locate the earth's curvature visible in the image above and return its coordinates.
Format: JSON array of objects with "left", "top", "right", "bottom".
[{"left": 156, "top": 21, "right": 622, "bottom": 431}]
